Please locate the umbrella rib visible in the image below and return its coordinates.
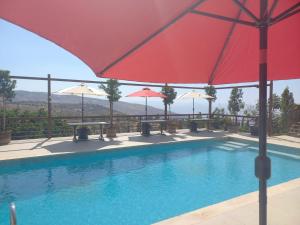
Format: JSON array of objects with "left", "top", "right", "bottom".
[
  {"left": 207, "top": 0, "right": 247, "bottom": 84},
  {"left": 190, "top": 10, "right": 257, "bottom": 27},
  {"left": 270, "top": 3, "right": 300, "bottom": 25},
  {"left": 232, "top": 0, "right": 259, "bottom": 22},
  {"left": 98, "top": 0, "right": 207, "bottom": 75},
  {"left": 270, "top": 8, "right": 300, "bottom": 25},
  {"left": 268, "top": 0, "right": 278, "bottom": 19}
]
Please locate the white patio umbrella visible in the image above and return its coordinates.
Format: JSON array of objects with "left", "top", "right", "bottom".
[
  {"left": 177, "top": 90, "right": 214, "bottom": 118},
  {"left": 56, "top": 83, "right": 108, "bottom": 122}
]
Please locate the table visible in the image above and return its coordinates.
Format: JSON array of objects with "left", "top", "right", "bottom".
[
  {"left": 187, "top": 118, "right": 213, "bottom": 132},
  {"left": 140, "top": 119, "right": 167, "bottom": 136},
  {"left": 68, "top": 122, "right": 109, "bottom": 142}
]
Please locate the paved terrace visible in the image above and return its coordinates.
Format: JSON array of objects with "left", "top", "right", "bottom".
[
  {"left": 154, "top": 178, "right": 300, "bottom": 225},
  {"left": 0, "top": 130, "right": 300, "bottom": 161},
  {"left": 0, "top": 130, "right": 299, "bottom": 225}
]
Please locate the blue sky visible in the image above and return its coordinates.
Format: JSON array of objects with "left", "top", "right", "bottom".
[{"left": 1, "top": 19, "right": 299, "bottom": 114}]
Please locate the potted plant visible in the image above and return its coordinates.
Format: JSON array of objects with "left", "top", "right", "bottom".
[
  {"left": 77, "top": 126, "right": 90, "bottom": 140},
  {"left": 161, "top": 84, "right": 177, "bottom": 133},
  {"left": 205, "top": 85, "right": 217, "bottom": 130},
  {"left": 0, "top": 70, "right": 16, "bottom": 145},
  {"left": 100, "top": 79, "right": 121, "bottom": 138},
  {"left": 227, "top": 87, "right": 245, "bottom": 133}
]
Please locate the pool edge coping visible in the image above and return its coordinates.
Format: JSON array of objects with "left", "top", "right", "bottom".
[{"left": 153, "top": 177, "right": 300, "bottom": 225}]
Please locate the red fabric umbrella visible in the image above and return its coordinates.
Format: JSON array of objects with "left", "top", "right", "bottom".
[
  {"left": 127, "top": 88, "right": 166, "bottom": 119},
  {"left": 102, "top": 0, "right": 300, "bottom": 84},
  {"left": 1, "top": 1, "right": 300, "bottom": 225},
  {"left": 1, "top": 1, "right": 299, "bottom": 84}
]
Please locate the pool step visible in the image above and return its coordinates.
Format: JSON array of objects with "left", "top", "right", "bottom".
[
  {"left": 216, "top": 141, "right": 251, "bottom": 151},
  {"left": 247, "top": 146, "right": 300, "bottom": 160},
  {"left": 227, "top": 141, "right": 249, "bottom": 147},
  {"left": 217, "top": 146, "right": 235, "bottom": 151}
]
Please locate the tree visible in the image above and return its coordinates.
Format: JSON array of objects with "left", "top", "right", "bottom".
[
  {"left": 269, "top": 93, "right": 281, "bottom": 112},
  {"left": 161, "top": 84, "right": 177, "bottom": 119},
  {"left": 212, "top": 107, "right": 225, "bottom": 129},
  {"left": 228, "top": 88, "right": 244, "bottom": 124},
  {"left": 204, "top": 86, "right": 216, "bottom": 119},
  {"left": 100, "top": 79, "right": 121, "bottom": 126},
  {"left": 280, "top": 87, "right": 294, "bottom": 132},
  {"left": 0, "top": 70, "right": 16, "bottom": 131}
]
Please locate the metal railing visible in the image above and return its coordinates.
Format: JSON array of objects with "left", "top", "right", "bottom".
[
  {"left": 2, "top": 113, "right": 257, "bottom": 140},
  {"left": 9, "top": 203, "right": 17, "bottom": 225}
]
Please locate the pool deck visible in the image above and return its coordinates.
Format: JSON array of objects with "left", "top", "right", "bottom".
[
  {"left": 0, "top": 130, "right": 299, "bottom": 161},
  {"left": 153, "top": 178, "right": 300, "bottom": 225},
  {"left": 0, "top": 130, "right": 299, "bottom": 225}
]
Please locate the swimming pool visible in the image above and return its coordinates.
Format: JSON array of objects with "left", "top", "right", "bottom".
[{"left": 0, "top": 139, "right": 299, "bottom": 225}]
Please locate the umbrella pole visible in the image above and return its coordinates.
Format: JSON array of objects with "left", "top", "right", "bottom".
[
  {"left": 192, "top": 98, "right": 195, "bottom": 119},
  {"left": 145, "top": 97, "right": 148, "bottom": 120},
  {"left": 81, "top": 93, "right": 84, "bottom": 122},
  {"left": 255, "top": 1, "right": 271, "bottom": 225}
]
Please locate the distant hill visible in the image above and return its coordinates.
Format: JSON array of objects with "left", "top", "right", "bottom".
[{"left": 11, "top": 90, "right": 165, "bottom": 116}]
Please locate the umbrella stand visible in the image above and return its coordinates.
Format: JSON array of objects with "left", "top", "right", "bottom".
[
  {"left": 255, "top": 2, "right": 271, "bottom": 225},
  {"left": 192, "top": 98, "right": 195, "bottom": 119},
  {"left": 81, "top": 93, "right": 84, "bottom": 122},
  {"left": 145, "top": 97, "right": 148, "bottom": 119}
]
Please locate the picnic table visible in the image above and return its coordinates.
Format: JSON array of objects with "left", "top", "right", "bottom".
[
  {"left": 140, "top": 119, "right": 167, "bottom": 136},
  {"left": 187, "top": 118, "right": 213, "bottom": 132},
  {"left": 68, "top": 122, "right": 109, "bottom": 142}
]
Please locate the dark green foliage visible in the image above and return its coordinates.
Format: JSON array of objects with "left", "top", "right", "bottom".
[
  {"left": 212, "top": 107, "right": 225, "bottom": 129},
  {"left": 161, "top": 84, "right": 177, "bottom": 117},
  {"left": 0, "top": 108, "right": 70, "bottom": 139},
  {"left": 0, "top": 70, "right": 16, "bottom": 101},
  {"left": 280, "top": 87, "right": 294, "bottom": 132},
  {"left": 269, "top": 93, "right": 281, "bottom": 111},
  {"left": 0, "top": 70, "right": 17, "bottom": 131},
  {"left": 100, "top": 79, "right": 122, "bottom": 126},
  {"left": 161, "top": 85, "right": 177, "bottom": 106},
  {"left": 204, "top": 86, "right": 217, "bottom": 101},
  {"left": 205, "top": 85, "right": 217, "bottom": 120},
  {"left": 100, "top": 79, "right": 121, "bottom": 103},
  {"left": 228, "top": 88, "right": 245, "bottom": 116}
]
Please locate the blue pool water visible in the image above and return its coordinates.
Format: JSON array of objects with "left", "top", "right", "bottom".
[{"left": 0, "top": 139, "right": 300, "bottom": 225}]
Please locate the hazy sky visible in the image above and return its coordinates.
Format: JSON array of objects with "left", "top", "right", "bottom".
[{"left": 1, "top": 19, "right": 299, "bottom": 114}]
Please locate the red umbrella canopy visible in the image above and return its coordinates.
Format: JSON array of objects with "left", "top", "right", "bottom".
[
  {"left": 1, "top": 0, "right": 299, "bottom": 84},
  {"left": 103, "top": 0, "right": 300, "bottom": 84},
  {"left": 127, "top": 88, "right": 166, "bottom": 98},
  {"left": 0, "top": 0, "right": 196, "bottom": 77}
]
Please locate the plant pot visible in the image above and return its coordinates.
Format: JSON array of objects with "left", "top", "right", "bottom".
[
  {"left": 190, "top": 121, "right": 198, "bottom": 132},
  {"left": 0, "top": 131, "right": 11, "bottom": 145},
  {"left": 77, "top": 127, "right": 89, "bottom": 140},
  {"left": 106, "top": 126, "right": 117, "bottom": 138},
  {"left": 250, "top": 125, "right": 259, "bottom": 136},
  {"left": 141, "top": 122, "right": 151, "bottom": 136},
  {"left": 167, "top": 120, "right": 177, "bottom": 134},
  {"left": 227, "top": 125, "right": 239, "bottom": 133}
]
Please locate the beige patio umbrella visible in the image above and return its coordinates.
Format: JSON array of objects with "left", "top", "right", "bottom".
[
  {"left": 177, "top": 90, "right": 214, "bottom": 118},
  {"left": 56, "top": 83, "right": 108, "bottom": 122}
]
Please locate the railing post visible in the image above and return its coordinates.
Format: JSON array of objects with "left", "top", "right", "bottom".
[{"left": 47, "top": 74, "right": 52, "bottom": 138}]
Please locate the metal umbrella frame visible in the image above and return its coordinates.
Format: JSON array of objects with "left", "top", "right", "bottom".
[{"left": 56, "top": 83, "right": 108, "bottom": 122}]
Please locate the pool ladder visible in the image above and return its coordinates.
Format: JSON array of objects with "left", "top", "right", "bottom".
[{"left": 9, "top": 203, "right": 17, "bottom": 225}]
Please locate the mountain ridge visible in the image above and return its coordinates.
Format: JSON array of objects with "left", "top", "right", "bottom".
[{"left": 11, "top": 90, "right": 165, "bottom": 116}]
